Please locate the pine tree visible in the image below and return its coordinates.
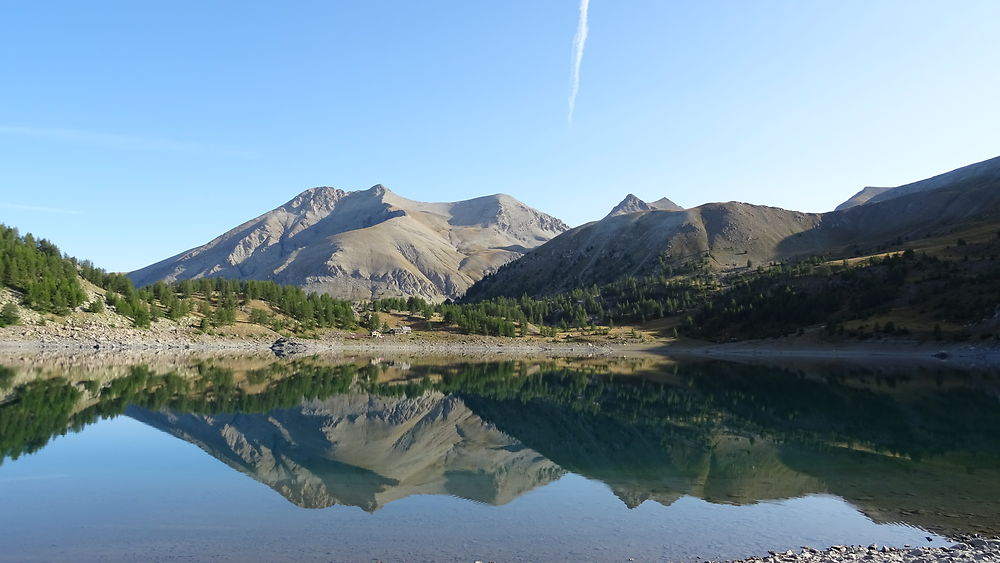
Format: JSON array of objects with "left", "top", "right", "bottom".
[{"left": 0, "top": 303, "right": 18, "bottom": 326}]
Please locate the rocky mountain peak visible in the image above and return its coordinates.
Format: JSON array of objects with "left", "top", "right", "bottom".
[
  {"left": 606, "top": 194, "right": 683, "bottom": 218},
  {"left": 287, "top": 186, "right": 348, "bottom": 211},
  {"left": 366, "top": 184, "right": 390, "bottom": 197},
  {"left": 607, "top": 194, "right": 653, "bottom": 218}
]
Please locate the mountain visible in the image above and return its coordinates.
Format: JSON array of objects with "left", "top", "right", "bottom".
[
  {"left": 467, "top": 202, "right": 823, "bottom": 298},
  {"left": 128, "top": 392, "right": 563, "bottom": 511},
  {"left": 606, "top": 194, "right": 683, "bottom": 218},
  {"left": 468, "top": 154, "right": 1000, "bottom": 299},
  {"left": 129, "top": 185, "right": 569, "bottom": 301}
]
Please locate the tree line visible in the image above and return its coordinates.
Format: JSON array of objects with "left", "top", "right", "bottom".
[
  {"left": 0, "top": 223, "right": 359, "bottom": 331},
  {"left": 0, "top": 225, "right": 88, "bottom": 316}
]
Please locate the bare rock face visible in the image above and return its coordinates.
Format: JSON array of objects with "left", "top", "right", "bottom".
[
  {"left": 128, "top": 185, "right": 569, "bottom": 302},
  {"left": 127, "top": 393, "right": 563, "bottom": 510}
]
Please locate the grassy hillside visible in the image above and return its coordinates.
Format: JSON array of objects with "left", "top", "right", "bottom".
[
  {"left": 456, "top": 221, "right": 1000, "bottom": 343},
  {"left": 687, "top": 226, "right": 1000, "bottom": 342}
]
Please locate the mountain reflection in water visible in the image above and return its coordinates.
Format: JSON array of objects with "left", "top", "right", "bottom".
[
  {"left": 1, "top": 355, "right": 998, "bottom": 538},
  {"left": 127, "top": 393, "right": 562, "bottom": 511}
]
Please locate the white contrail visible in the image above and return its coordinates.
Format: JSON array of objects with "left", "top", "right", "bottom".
[{"left": 568, "top": 0, "right": 590, "bottom": 122}]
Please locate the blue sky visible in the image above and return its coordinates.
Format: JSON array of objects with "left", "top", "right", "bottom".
[{"left": 2, "top": 1, "right": 999, "bottom": 272}]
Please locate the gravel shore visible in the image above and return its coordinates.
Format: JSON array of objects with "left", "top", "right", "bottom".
[{"left": 719, "top": 538, "right": 1000, "bottom": 563}]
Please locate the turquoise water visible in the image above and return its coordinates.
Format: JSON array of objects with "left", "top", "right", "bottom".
[{"left": 1, "top": 356, "right": 995, "bottom": 562}]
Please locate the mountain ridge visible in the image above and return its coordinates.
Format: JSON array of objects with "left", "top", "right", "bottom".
[{"left": 467, "top": 154, "right": 1000, "bottom": 300}]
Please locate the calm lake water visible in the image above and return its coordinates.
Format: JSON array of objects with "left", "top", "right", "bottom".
[{"left": 1, "top": 355, "right": 998, "bottom": 562}]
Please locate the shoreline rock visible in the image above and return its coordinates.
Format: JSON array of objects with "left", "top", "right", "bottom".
[{"left": 270, "top": 337, "right": 309, "bottom": 357}]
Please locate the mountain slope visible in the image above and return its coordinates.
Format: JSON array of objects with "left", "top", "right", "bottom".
[
  {"left": 129, "top": 185, "right": 569, "bottom": 301},
  {"left": 834, "top": 186, "right": 892, "bottom": 211}
]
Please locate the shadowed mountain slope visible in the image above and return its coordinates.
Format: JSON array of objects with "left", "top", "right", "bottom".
[
  {"left": 864, "top": 155, "right": 1000, "bottom": 206},
  {"left": 835, "top": 156, "right": 1000, "bottom": 211},
  {"left": 781, "top": 156, "right": 1000, "bottom": 255},
  {"left": 129, "top": 185, "right": 569, "bottom": 301}
]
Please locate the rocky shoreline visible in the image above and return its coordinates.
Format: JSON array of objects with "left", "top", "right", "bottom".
[
  {"left": 3, "top": 323, "right": 999, "bottom": 366},
  {"left": 0, "top": 323, "right": 642, "bottom": 358},
  {"left": 717, "top": 538, "right": 1000, "bottom": 563}
]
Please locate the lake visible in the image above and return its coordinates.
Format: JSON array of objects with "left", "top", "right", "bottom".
[{"left": 1, "top": 354, "right": 997, "bottom": 562}]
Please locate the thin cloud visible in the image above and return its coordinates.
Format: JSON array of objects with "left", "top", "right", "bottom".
[
  {"left": 0, "top": 125, "right": 252, "bottom": 157},
  {"left": 568, "top": 0, "right": 590, "bottom": 122},
  {"left": 0, "top": 203, "right": 81, "bottom": 215}
]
